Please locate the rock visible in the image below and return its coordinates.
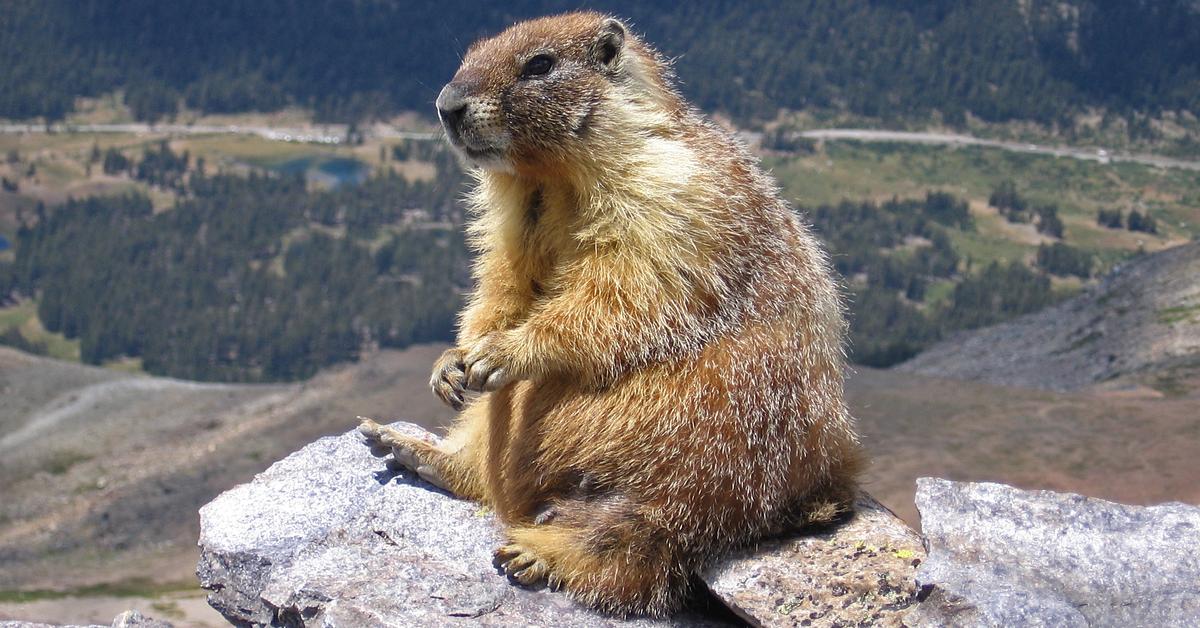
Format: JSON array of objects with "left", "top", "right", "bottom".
[
  {"left": 109, "top": 611, "right": 172, "bottom": 628},
  {"left": 198, "top": 421, "right": 922, "bottom": 626},
  {"left": 907, "top": 478, "right": 1200, "bottom": 627},
  {"left": 0, "top": 610, "right": 170, "bottom": 628},
  {"left": 704, "top": 494, "right": 924, "bottom": 627},
  {"left": 197, "top": 422, "right": 705, "bottom": 626}
]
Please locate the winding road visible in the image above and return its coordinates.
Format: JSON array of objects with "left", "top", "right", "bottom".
[
  {"left": 796, "top": 128, "right": 1200, "bottom": 172},
  {"left": 2, "top": 121, "right": 1198, "bottom": 172}
]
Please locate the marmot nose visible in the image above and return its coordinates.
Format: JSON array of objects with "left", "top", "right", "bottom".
[{"left": 436, "top": 84, "right": 468, "bottom": 130}]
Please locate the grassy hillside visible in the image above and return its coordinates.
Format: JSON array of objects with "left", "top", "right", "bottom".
[
  {"left": 0, "top": 300, "right": 79, "bottom": 362},
  {"left": 770, "top": 141, "right": 1199, "bottom": 262}
]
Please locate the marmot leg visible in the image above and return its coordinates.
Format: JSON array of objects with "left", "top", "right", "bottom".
[
  {"left": 496, "top": 497, "right": 693, "bottom": 617},
  {"left": 358, "top": 411, "right": 488, "bottom": 500}
]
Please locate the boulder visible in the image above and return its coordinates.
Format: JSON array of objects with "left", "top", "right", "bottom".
[
  {"left": 908, "top": 478, "right": 1200, "bottom": 627},
  {"left": 198, "top": 421, "right": 923, "bottom": 626}
]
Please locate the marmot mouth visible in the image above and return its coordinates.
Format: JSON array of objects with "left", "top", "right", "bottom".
[
  {"left": 441, "top": 123, "right": 480, "bottom": 150},
  {"left": 446, "top": 135, "right": 504, "bottom": 162},
  {"left": 441, "top": 122, "right": 508, "bottom": 168},
  {"left": 460, "top": 144, "right": 503, "bottom": 160}
]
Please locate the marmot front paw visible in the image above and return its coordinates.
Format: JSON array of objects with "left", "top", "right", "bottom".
[
  {"left": 463, "top": 335, "right": 515, "bottom": 392},
  {"left": 429, "top": 347, "right": 468, "bottom": 410}
]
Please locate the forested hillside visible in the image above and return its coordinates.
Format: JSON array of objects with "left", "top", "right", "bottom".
[
  {"left": 0, "top": 139, "right": 1076, "bottom": 381},
  {"left": 2, "top": 0, "right": 1197, "bottom": 125},
  {"left": 5, "top": 143, "right": 470, "bottom": 381}
]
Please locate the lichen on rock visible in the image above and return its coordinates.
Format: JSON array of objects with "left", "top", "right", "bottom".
[{"left": 704, "top": 494, "right": 924, "bottom": 627}]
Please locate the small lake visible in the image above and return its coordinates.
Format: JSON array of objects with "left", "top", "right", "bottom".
[{"left": 272, "top": 156, "right": 369, "bottom": 187}]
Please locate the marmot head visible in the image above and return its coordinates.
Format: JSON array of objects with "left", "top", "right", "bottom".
[{"left": 436, "top": 12, "right": 682, "bottom": 175}]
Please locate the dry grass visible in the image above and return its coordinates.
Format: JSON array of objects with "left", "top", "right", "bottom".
[
  {"left": 850, "top": 367, "right": 1200, "bottom": 526},
  {"left": 0, "top": 300, "right": 80, "bottom": 362}
]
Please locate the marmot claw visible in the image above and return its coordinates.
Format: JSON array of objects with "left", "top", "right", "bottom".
[{"left": 494, "top": 544, "right": 551, "bottom": 587}]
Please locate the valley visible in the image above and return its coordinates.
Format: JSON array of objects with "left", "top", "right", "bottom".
[
  {"left": 0, "top": 91, "right": 1196, "bottom": 628},
  {"left": 4, "top": 106, "right": 1198, "bottom": 375},
  {"left": 1, "top": 336, "right": 1197, "bottom": 624}
]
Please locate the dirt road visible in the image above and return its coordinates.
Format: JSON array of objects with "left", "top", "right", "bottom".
[
  {"left": 797, "top": 128, "right": 1200, "bottom": 171},
  {"left": 4, "top": 122, "right": 1198, "bottom": 171}
]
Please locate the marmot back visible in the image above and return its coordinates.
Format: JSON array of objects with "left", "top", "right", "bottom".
[{"left": 361, "top": 11, "right": 864, "bottom": 617}]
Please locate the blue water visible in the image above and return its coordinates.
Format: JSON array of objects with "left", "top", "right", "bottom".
[
  {"left": 318, "top": 158, "right": 369, "bottom": 185},
  {"left": 273, "top": 156, "right": 368, "bottom": 187}
]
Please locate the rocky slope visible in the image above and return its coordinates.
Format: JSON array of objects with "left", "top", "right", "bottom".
[
  {"left": 898, "top": 242, "right": 1200, "bottom": 392},
  {"left": 909, "top": 479, "right": 1200, "bottom": 626}
]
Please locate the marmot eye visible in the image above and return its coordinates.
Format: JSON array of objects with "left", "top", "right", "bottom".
[{"left": 521, "top": 54, "right": 555, "bottom": 78}]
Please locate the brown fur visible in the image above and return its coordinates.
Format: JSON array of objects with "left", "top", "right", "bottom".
[{"left": 382, "top": 11, "right": 864, "bottom": 617}]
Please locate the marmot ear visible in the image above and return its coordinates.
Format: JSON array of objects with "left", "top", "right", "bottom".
[{"left": 594, "top": 18, "right": 625, "bottom": 68}]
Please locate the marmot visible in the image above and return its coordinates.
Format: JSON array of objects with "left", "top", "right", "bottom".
[{"left": 361, "top": 11, "right": 863, "bottom": 617}]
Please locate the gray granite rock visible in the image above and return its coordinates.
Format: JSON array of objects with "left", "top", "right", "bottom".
[
  {"left": 908, "top": 478, "right": 1200, "bottom": 627},
  {"left": 704, "top": 493, "right": 924, "bottom": 627},
  {"left": 198, "top": 421, "right": 923, "bottom": 627},
  {"left": 197, "top": 423, "right": 430, "bottom": 626}
]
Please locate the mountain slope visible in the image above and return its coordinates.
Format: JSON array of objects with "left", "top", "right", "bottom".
[
  {"left": 849, "top": 367, "right": 1200, "bottom": 525},
  {"left": 898, "top": 242, "right": 1200, "bottom": 391},
  {"left": 0, "top": 344, "right": 455, "bottom": 591}
]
